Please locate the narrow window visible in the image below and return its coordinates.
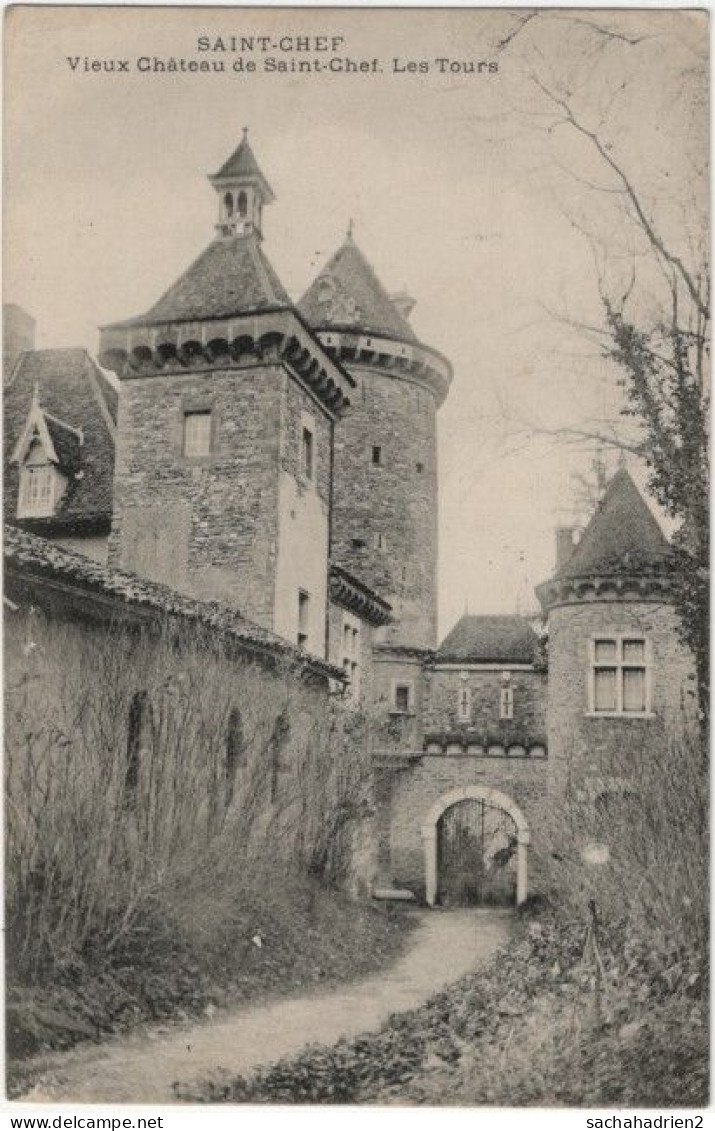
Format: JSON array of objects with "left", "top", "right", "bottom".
[
  {"left": 237, "top": 191, "right": 248, "bottom": 218},
  {"left": 458, "top": 686, "right": 471, "bottom": 723},
  {"left": 302, "top": 426, "right": 314, "bottom": 480},
  {"left": 372, "top": 445, "right": 382, "bottom": 466},
  {"left": 126, "top": 691, "right": 150, "bottom": 794},
  {"left": 297, "top": 589, "right": 310, "bottom": 649},
  {"left": 269, "top": 709, "right": 290, "bottom": 803},
  {"left": 225, "top": 707, "right": 245, "bottom": 804},
  {"left": 394, "top": 684, "right": 411, "bottom": 713},
  {"left": 183, "top": 410, "right": 212, "bottom": 457},
  {"left": 416, "top": 461, "right": 424, "bottom": 474},
  {"left": 500, "top": 687, "right": 514, "bottom": 720},
  {"left": 375, "top": 533, "right": 387, "bottom": 551},
  {"left": 224, "top": 192, "right": 234, "bottom": 218}
]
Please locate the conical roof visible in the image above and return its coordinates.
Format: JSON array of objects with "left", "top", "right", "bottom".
[
  {"left": 556, "top": 469, "right": 672, "bottom": 580},
  {"left": 211, "top": 130, "right": 275, "bottom": 201},
  {"left": 116, "top": 232, "right": 291, "bottom": 327},
  {"left": 299, "top": 236, "right": 419, "bottom": 344}
]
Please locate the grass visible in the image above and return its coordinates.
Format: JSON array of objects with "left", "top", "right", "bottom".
[
  {"left": 7, "top": 875, "right": 414, "bottom": 1096},
  {"left": 178, "top": 907, "right": 707, "bottom": 1106}
]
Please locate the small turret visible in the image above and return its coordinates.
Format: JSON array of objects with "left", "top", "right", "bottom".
[{"left": 208, "top": 127, "right": 275, "bottom": 239}]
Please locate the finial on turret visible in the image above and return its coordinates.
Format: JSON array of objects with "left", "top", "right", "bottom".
[
  {"left": 242, "top": 126, "right": 249, "bottom": 139},
  {"left": 346, "top": 218, "right": 354, "bottom": 241}
]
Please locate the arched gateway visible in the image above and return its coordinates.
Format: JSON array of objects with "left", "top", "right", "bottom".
[{"left": 422, "top": 786, "right": 530, "bottom": 907}]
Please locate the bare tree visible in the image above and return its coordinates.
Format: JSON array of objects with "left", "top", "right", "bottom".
[{"left": 491, "top": 12, "right": 709, "bottom": 720}]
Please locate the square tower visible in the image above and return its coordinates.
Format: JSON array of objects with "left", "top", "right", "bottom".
[{"left": 99, "top": 134, "right": 353, "bottom": 656}]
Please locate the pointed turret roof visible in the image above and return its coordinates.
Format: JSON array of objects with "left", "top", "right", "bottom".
[
  {"left": 113, "top": 232, "right": 291, "bottom": 328},
  {"left": 555, "top": 469, "right": 672, "bottom": 580},
  {"left": 210, "top": 129, "right": 275, "bottom": 202},
  {"left": 299, "top": 235, "right": 419, "bottom": 344}
]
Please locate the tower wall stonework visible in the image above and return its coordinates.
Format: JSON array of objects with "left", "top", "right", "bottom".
[
  {"left": 331, "top": 366, "right": 439, "bottom": 648},
  {"left": 109, "top": 362, "right": 332, "bottom": 643},
  {"left": 546, "top": 598, "right": 695, "bottom": 799}
]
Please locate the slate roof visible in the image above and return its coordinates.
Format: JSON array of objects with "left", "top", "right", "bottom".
[
  {"left": 4, "top": 525, "right": 343, "bottom": 680},
  {"left": 211, "top": 131, "right": 275, "bottom": 201},
  {"left": 299, "top": 236, "right": 420, "bottom": 344},
  {"left": 436, "top": 614, "right": 539, "bottom": 664},
  {"left": 4, "top": 349, "right": 116, "bottom": 531},
  {"left": 554, "top": 469, "right": 672, "bottom": 580},
  {"left": 111, "top": 233, "right": 292, "bottom": 328},
  {"left": 44, "top": 414, "right": 82, "bottom": 473}
]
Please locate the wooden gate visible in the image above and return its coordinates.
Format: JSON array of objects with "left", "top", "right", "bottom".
[{"left": 436, "top": 798, "right": 518, "bottom": 906}]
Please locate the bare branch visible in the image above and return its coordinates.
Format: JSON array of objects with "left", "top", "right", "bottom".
[{"left": 532, "top": 76, "right": 709, "bottom": 318}]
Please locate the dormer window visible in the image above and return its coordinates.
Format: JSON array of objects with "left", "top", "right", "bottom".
[{"left": 12, "top": 393, "right": 80, "bottom": 519}]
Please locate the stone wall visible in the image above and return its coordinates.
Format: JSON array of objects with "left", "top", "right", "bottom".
[
  {"left": 331, "top": 365, "right": 439, "bottom": 648},
  {"left": 383, "top": 752, "right": 548, "bottom": 901},
  {"left": 327, "top": 599, "right": 376, "bottom": 706},
  {"left": 547, "top": 597, "right": 696, "bottom": 799},
  {"left": 110, "top": 363, "right": 332, "bottom": 649},
  {"left": 422, "top": 666, "right": 547, "bottom": 751}
]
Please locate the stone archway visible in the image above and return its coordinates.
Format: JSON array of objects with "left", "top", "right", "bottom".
[{"left": 421, "top": 786, "right": 530, "bottom": 907}]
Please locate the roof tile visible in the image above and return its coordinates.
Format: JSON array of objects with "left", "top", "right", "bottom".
[
  {"left": 436, "top": 614, "right": 539, "bottom": 664},
  {"left": 4, "top": 349, "right": 116, "bottom": 529},
  {"left": 4, "top": 524, "right": 342, "bottom": 679},
  {"left": 299, "top": 237, "right": 420, "bottom": 344},
  {"left": 555, "top": 469, "right": 672, "bottom": 579},
  {"left": 115, "top": 233, "right": 291, "bottom": 327}
]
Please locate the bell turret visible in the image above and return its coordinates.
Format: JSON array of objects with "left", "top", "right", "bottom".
[{"left": 208, "top": 127, "right": 275, "bottom": 239}]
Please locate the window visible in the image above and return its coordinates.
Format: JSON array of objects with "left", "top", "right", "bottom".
[
  {"left": 19, "top": 464, "right": 55, "bottom": 516},
  {"left": 237, "top": 191, "right": 248, "bottom": 218},
  {"left": 500, "top": 687, "right": 514, "bottom": 720},
  {"left": 224, "top": 192, "right": 234, "bottom": 217},
  {"left": 126, "top": 691, "right": 151, "bottom": 795},
  {"left": 374, "top": 533, "right": 387, "bottom": 551},
  {"left": 341, "top": 618, "right": 360, "bottom": 699},
  {"left": 17, "top": 436, "right": 62, "bottom": 518},
  {"left": 458, "top": 685, "right": 471, "bottom": 723},
  {"left": 371, "top": 445, "right": 382, "bottom": 466},
  {"left": 297, "top": 589, "right": 310, "bottom": 649},
  {"left": 183, "top": 410, "right": 212, "bottom": 457},
  {"left": 393, "top": 683, "right": 412, "bottom": 713},
  {"left": 416, "top": 461, "right": 424, "bottom": 474},
  {"left": 591, "top": 637, "right": 649, "bottom": 715},
  {"left": 301, "top": 426, "right": 314, "bottom": 480},
  {"left": 225, "top": 707, "right": 245, "bottom": 804}
]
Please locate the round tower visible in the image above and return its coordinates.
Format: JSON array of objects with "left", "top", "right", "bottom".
[
  {"left": 537, "top": 469, "right": 695, "bottom": 803},
  {"left": 299, "top": 230, "right": 452, "bottom": 648}
]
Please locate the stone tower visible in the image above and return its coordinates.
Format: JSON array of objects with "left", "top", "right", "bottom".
[
  {"left": 99, "top": 133, "right": 353, "bottom": 655},
  {"left": 299, "top": 232, "right": 452, "bottom": 648},
  {"left": 537, "top": 469, "right": 695, "bottom": 801}
]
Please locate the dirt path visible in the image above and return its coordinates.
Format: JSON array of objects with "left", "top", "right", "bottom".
[{"left": 18, "top": 909, "right": 512, "bottom": 1104}]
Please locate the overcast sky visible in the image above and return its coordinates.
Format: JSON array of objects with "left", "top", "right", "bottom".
[{"left": 5, "top": 7, "right": 706, "bottom": 639}]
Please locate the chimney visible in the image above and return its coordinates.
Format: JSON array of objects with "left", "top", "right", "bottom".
[
  {"left": 3, "top": 304, "right": 35, "bottom": 378},
  {"left": 390, "top": 290, "right": 416, "bottom": 322},
  {"left": 555, "top": 526, "right": 577, "bottom": 571}
]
